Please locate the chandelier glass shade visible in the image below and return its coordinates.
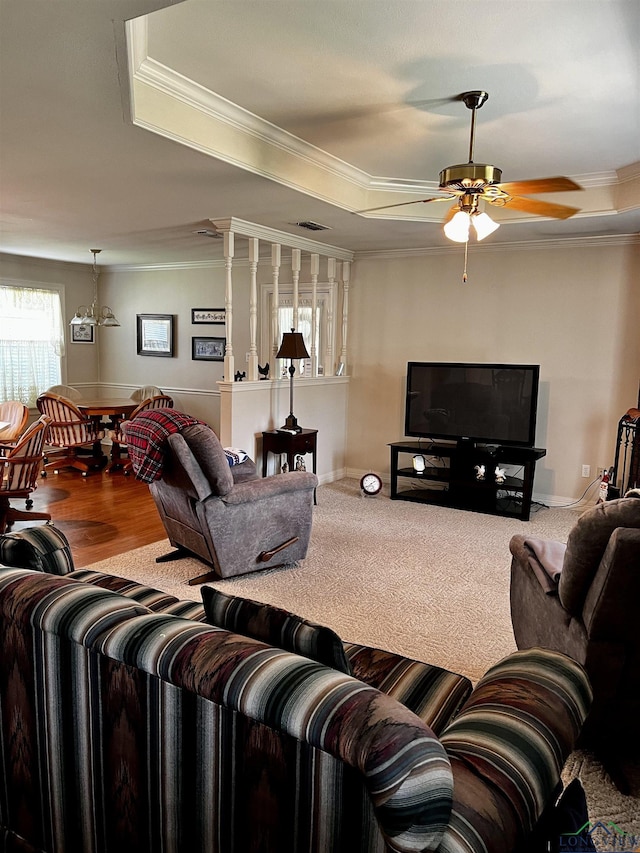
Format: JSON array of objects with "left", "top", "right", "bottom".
[{"left": 70, "top": 249, "right": 120, "bottom": 327}]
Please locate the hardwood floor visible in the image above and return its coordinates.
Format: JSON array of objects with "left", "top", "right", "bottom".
[{"left": 10, "top": 467, "right": 167, "bottom": 568}]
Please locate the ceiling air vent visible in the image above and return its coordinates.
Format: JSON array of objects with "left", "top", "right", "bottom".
[
  {"left": 193, "top": 228, "right": 222, "bottom": 238},
  {"left": 294, "top": 220, "right": 332, "bottom": 232}
]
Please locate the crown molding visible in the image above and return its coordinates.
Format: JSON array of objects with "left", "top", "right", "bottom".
[
  {"left": 0, "top": 252, "right": 90, "bottom": 272},
  {"left": 354, "top": 232, "right": 640, "bottom": 261},
  {"left": 128, "top": 17, "right": 631, "bottom": 220},
  {"left": 209, "top": 218, "right": 354, "bottom": 261}
]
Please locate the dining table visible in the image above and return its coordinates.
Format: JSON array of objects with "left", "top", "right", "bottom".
[{"left": 77, "top": 398, "right": 138, "bottom": 472}]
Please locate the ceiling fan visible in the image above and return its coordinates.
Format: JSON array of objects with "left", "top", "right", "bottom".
[{"left": 359, "top": 90, "right": 583, "bottom": 247}]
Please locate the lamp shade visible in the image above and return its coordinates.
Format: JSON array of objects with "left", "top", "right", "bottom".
[
  {"left": 443, "top": 210, "right": 471, "bottom": 243},
  {"left": 472, "top": 211, "right": 500, "bottom": 240},
  {"left": 277, "top": 329, "right": 310, "bottom": 360}
]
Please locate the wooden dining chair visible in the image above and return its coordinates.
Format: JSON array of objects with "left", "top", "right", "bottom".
[
  {"left": 36, "top": 393, "right": 105, "bottom": 476},
  {"left": 0, "top": 415, "right": 52, "bottom": 533},
  {"left": 45, "top": 384, "right": 83, "bottom": 401},
  {"left": 0, "top": 401, "right": 29, "bottom": 456},
  {"left": 110, "top": 394, "right": 174, "bottom": 474},
  {"left": 130, "top": 385, "right": 164, "bottom": 403}
]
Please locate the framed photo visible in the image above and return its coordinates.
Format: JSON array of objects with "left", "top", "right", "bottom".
[
  {"left": 191, "top": 308, "right": 225, "bottom": 324},
  {"left": 192, "top": 336, "right": 225, "bottom": 361},
  {"left": 137, "top": 314, "right": 174, "bottom": 357},
  {"left": 70, "top": 324, "right": 95, "bottom": 344}
]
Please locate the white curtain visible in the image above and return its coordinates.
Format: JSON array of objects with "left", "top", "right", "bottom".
[{"left": 0, "top": 285, "right": 64, "bottom": 406}]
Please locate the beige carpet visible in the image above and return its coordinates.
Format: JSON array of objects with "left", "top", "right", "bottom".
[{"left": 87, "top": 478, "right": 640, "bottom": 841}]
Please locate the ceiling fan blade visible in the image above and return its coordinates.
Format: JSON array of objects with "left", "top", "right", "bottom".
[
  {"left": 488, "top": 194, "right": 580, "bottom": 220},
  {"left": 356, "top": 196, "right": 455, "bottom": 214},
  {"left": 494, "top": 177, "right": 582, "bottom": 195}
]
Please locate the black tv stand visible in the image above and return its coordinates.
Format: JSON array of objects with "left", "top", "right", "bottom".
[{"left": 389, "top": 440, "right": 546, "bottom": 521}]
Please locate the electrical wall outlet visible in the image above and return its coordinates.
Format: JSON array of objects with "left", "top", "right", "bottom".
[{"left": 581, "top": 464, "right": 591, "bottom": 478}]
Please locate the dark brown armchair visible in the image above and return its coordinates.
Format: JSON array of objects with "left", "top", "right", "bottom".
[
  {"left": 509, "top": 492, "right": 640, "bottom": 790},
  {"left": 0, "top": 415, "right": 52, "bottom": 533}
]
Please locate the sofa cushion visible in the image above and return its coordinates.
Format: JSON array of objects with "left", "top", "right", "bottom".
[
  {"left": 559, "top": 495, "right": 640, "bottom": 615},
  {"left": 0, "top": 524, "right": 74, "bottom": 575},
  {"left": 201, "top": 587, "right": 352, "bottom": 675},
  {"left": 0, "top": 566, "right": 152, "bottom": 644},
  {"left": 68, "top": 568, "right": 208, "bottom": 621},
  {"left": 344, "top": 643, "right": 472, "bottom": 735}
]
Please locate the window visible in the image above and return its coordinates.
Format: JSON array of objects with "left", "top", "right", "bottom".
[
  {"left": 260, "top": 282, "right": 337, "bottom": 375},
  {"left": 0, "top": 284, "right": 65, "bottom": 407}
]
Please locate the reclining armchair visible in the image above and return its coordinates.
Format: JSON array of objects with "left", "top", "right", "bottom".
[
  {"left": 509, "top": 491, "right": 640, "bottom": 790},
  {"left": 139, "top": 421, "right": 318, "bottom": 584}
]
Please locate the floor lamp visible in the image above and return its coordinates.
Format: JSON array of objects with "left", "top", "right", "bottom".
[{"left": 277, "top": 329, "right": 310, "bottom": 432}]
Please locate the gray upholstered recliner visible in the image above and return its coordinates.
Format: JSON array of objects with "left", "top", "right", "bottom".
[
  {"left": 509, "top": 492, "right": 640, "bottom": 789},
  {"left": 149, "top": 423, "right": 318, "bottom": 584}
]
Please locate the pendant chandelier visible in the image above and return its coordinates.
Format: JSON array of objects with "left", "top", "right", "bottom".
[{"left": 70, "top": 249, "right": 120, "bottom": 327}]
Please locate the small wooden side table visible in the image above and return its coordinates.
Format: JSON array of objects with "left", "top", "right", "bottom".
[{"left": 262, "top": 428, "right": 318, "bottom": 504}]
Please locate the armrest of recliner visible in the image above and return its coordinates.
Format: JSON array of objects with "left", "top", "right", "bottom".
[
  {"left": 439, "top": 648, "right": 591, "bottom": 853},
  {"left": 219, "top": 471, "right": 318, "bottom": 505},
  {"left": 509, "top": 534, "right": 565, "bottom": 595}
]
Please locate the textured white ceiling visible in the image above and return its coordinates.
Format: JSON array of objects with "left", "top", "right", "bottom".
[{"left": 0, "top": 0, "right": 638, "bottom": 267}]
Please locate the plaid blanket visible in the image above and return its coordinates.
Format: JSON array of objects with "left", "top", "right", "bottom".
[{"left": 124, "top": 409, "right": 204, "bottom": 483}]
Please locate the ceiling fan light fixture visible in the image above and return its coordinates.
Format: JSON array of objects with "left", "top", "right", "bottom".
[
  {"left": 443, "top": 210, "right": 471, "bottom": 242},
  {"left": 472, "top": 211, "right": 500, "bottom": 240}
]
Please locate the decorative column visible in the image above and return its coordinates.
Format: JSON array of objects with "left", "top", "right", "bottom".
[
  {"left": 271, "top": 243, "right": 281, "bottom": 368},
  {"left": 223, "top": 231, "right": 234, "bottom": 381},
  {"left": 339, "top": 260, "right": 350, "bottom": 374},
  {"left": 248, "top": 237, "right": 259, "bottom": 381},
  {"left": 291, "top": 248, "right": 301, "bottom": 332},
  {"left": 326, "top": 258, "right": 336, "bottom": 375},
  {"left": 310, "top": 253, "right": 319, "bottom": 377}
]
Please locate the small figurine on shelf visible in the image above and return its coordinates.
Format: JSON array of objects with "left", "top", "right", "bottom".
[
  {"left": 495, "top": 466, "right": 507, "bottom": 484},
  {"left": 234, "top": 371, "right": 246, "bottom": 382},
  {"left": 295, "top": 454, "right": 306, "bottom": 471},
  {"left": 281, "top": 459, "right": 289, "bottom": 473},
  {"left": 258, "top": 362, "right": 270, "bottom": 380},
  {"left": 474, "top": 464, "right": 486, "bottom": 481}
]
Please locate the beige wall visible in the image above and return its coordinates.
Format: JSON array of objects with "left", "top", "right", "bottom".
[
  {"left": 3, "top": 239, "right": 638, "bottom": 502},
  {"left": 347, "top": 240, "right": 640, "bottom": 503}
]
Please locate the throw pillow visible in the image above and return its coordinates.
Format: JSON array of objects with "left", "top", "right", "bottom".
[
  {"left": 223, "top": 447, "right": 248, "bottom": 466},
  {"left": 201, "top": 587, "right": 352, "bottom": 675}
]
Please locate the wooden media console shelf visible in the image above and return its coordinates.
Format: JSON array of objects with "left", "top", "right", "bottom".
[{"left": 389, "top": 441, "right": 546, "bottom": 521}]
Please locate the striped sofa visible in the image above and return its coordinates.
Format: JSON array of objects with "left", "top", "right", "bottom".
[{"left": 0, "top": 527, "right": 592, "bottom": 853}]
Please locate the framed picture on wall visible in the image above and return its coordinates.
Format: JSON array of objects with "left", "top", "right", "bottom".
[
  {"left": 70, "top": 324, "right": 95, "bottom": 344},
  {"left": 192, "top": 308, "right": 225, "bottom": 324},
  {"left": 192, "top": 336, "right": 225, "bottom": 361},
  {"left": 137, "top": 314, "right": 175, "bottom": 357}
]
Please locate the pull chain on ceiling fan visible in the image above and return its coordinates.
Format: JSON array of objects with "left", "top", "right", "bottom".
[{"left": 357, "top": 90, "right": 583, "bottom": 281}]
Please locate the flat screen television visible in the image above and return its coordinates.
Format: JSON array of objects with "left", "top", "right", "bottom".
[{"left": 404, "top": 362, "right": 540, "bottom": 448}]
